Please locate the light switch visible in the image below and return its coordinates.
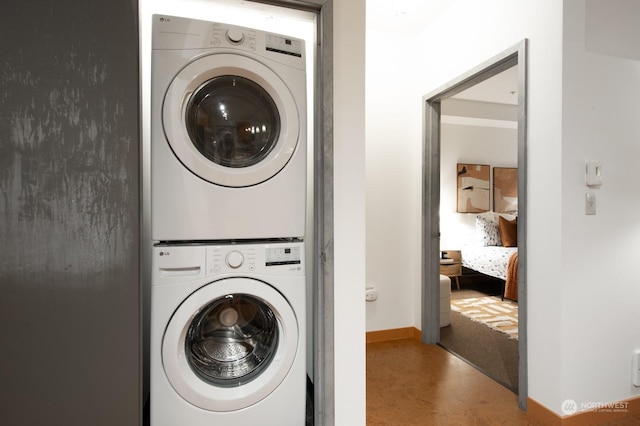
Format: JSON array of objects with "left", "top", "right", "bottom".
[
  {"left": 585, "top": 192, "right": 596, "bottom": 215},
  {"left": 586, "top": 162, "right": 603, "bottom": 187}
]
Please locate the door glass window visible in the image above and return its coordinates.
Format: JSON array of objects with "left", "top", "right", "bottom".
[
  {"left": 185, "top": 76, "right": 281, "bottom": 168},
  {"left": 186, "top": 293, "right": 279, "bottom": 387}
]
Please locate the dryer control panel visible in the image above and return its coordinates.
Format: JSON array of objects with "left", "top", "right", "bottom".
[
  {"left": 153, "top": 15, "right": 305, "bottom": 68},
  {"left": 212, "top": 23, "right": 258, "bottom": 51}
]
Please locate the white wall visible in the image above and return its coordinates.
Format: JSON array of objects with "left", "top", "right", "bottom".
[
  {"left": 559, "top": 0, "right": 640, "bottom": 411},
  {"left": 365, "top": 28, "right": 423, "bottom": 331},
  {"left": 416, "top": 0, "right": 567, "bottom": 414},
  {"left": 419, "top": 0, "right": 566, "bottom": 414},
  {"left": 334, "top": 0, "right": 367, "bottom": 423},
  {"left": 364, "top": 0, "right": 640, "bottom": 417},
  {"left": 366, "top": 0, "right": 567, "bottom": 414},
  {"left": 440, "top": 123, "right": 518, "bottom": 249}
]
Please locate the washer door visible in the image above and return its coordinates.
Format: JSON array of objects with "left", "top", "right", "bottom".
[
  {"left": 162, "top": 278, "right": 298, "bottom": 412},
  {"left": 162, "top": 53, "right": 300, "bottom": 187}
]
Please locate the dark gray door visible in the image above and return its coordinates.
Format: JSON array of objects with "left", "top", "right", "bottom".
[{"left": 0, "top": 0, "right": 141, "bottom": 424}]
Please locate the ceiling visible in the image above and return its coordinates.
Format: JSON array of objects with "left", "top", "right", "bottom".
[
  {"left": 367, "top": 0, "right": 518, "bottom": 106},
  {"left": 452, "top": 66, "right": 518, "bottom": 106},
  {"left": 366, "top": 0, "right": 455, "bottom": 33}
]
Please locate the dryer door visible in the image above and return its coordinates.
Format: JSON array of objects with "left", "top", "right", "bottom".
[
  {"left": 162, "top": 277, "right": 298, "bottom": 411},
  {"left": 162, "top": 54, "right": 300, "bottom": 187}
]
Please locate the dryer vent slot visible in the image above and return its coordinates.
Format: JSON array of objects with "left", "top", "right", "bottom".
[{"left": 159, "top": 267, "right": 201, "bottom": 277}]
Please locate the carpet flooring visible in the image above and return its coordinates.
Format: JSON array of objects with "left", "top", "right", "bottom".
[
  {"left": 450, "top": 296, "right": 519, "bottom": 339},
  {"left": 441, "top": 289, "right": 519, "bottom": 392}
]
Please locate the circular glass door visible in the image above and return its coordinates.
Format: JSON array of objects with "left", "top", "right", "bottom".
[
  {"left": 186, "top": 293, "right": 278, "bottom": 387},
  {"left": 163, "top": 54, "right": 300, "bottom": 188},
  {"left": 185, "top": 76, "right": 280, "bottom": 169},
  {"left": 162, "top": 278, "right": 298, "bottom": 412}
]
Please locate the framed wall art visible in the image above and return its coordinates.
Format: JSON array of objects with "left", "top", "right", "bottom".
[
  {"left": 456, "top": 163, "right": 490, "bottom": 213},
  {"left": 493, "top": 167, "right": 518, "bottom": 214}
]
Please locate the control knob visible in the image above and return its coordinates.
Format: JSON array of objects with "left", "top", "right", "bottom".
[
  {"left": 226, "top": 28, "right": 244, "bottom": 44},
  {"left": 225, "top": 250, "right": 244, "bottom": 269}
]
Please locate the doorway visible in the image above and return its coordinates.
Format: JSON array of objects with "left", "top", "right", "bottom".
[{"left": 421, "top": 40, "right": 528, "bottom": 409}]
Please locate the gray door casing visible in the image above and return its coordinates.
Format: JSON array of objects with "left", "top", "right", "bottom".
[{"left": 421, "top": 40, "right": 528, "bottom": 410}]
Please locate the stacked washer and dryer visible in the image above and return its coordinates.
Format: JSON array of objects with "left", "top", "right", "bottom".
[{"left": 149, "top": 15, "right": 308, "bottom": 425}]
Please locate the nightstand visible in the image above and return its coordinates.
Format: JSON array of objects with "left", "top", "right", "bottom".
[{"left": 440, "top": 250, "right": 461, "bottom": 290}]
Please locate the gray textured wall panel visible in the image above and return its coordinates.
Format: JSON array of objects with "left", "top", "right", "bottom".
[{"left": 0, "top": 1, "right": 140, "bottom": 424}]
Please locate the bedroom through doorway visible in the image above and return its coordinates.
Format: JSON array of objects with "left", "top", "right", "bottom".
[
  {"left": 439, "top": 65, "right": 519, "bottom": 393},
  {"left": 420, "top": 41, "right": 528, "bottom": 410}
]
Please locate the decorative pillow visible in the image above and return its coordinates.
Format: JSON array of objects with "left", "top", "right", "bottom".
[
  {"left": 476, "top": 214, "right": 501, "bottom": 246},
  {"left": 499, "top": 216, "right": 517, "bottom": 247}
]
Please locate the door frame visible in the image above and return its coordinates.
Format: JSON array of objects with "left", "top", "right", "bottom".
[
  {"left": 420, "top": 39, "right": 528, "bottom": 409},
  {"left": 254, "top": 1, "right": 336, "bottom": 424}
]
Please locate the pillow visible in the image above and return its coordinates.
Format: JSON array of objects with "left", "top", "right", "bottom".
[
  {"left": 499, "top": 216, "right": 517, "bottom": 247},
  {"left": 476, "top": 214, "right": 501, "bottom": 246}
]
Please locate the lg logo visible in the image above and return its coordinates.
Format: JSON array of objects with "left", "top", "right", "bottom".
[{"left": 159, "top": 251, "right": 171, "bottom": 256}]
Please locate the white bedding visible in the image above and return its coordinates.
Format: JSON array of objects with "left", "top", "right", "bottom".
[{"left": 461, "top": 245, "right": 518, "bottom": 281}]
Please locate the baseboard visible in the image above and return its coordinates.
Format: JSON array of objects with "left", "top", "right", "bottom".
[
  {"left": 526, "top": 398, "right": 563, "bottom": 426},
  {"left": 528, "top": 395, "right": 640, "bottom": 425},
  {"left": 366, "top": 327, "right": 421, "bottom": 343}
]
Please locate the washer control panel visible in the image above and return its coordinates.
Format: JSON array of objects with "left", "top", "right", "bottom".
[
  {"left": 265, "top": 246, "right": 302, "bottom": 266},
  {"left": 225, "top": 250, "right": 245, "bottom": 269},
  {"left": 152, "top": 242, "right": 304, "bottom": 284},
  {"left": 206, "top": 242, "right": 304, "bottom": 276}
]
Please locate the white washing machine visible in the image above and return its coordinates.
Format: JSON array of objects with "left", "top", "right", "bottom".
[
  {"left": 150, "top": 241, "right": 305, "bottom": 425},
  {"left": 151, "top": 15, "right": 307, "bottom": 241}
]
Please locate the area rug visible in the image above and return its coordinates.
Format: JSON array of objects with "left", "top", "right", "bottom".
[{"left": 450, "top": 296, "right": 518, "bottom": 339}]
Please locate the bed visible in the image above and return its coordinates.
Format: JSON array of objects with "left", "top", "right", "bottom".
[
  {"left": 461, "top": 245, "right": 517, "bottom": 281},
  {"left": 460, "top": 212, "right": 519, "bottom": 300}
]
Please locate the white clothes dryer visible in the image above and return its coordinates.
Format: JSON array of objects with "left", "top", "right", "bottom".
[
  {"left": 150, "top": 241, "right": 306, "bottom": 425},
  {"left": 151, "top": 15, "right": 307, "bottom": 241}
]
